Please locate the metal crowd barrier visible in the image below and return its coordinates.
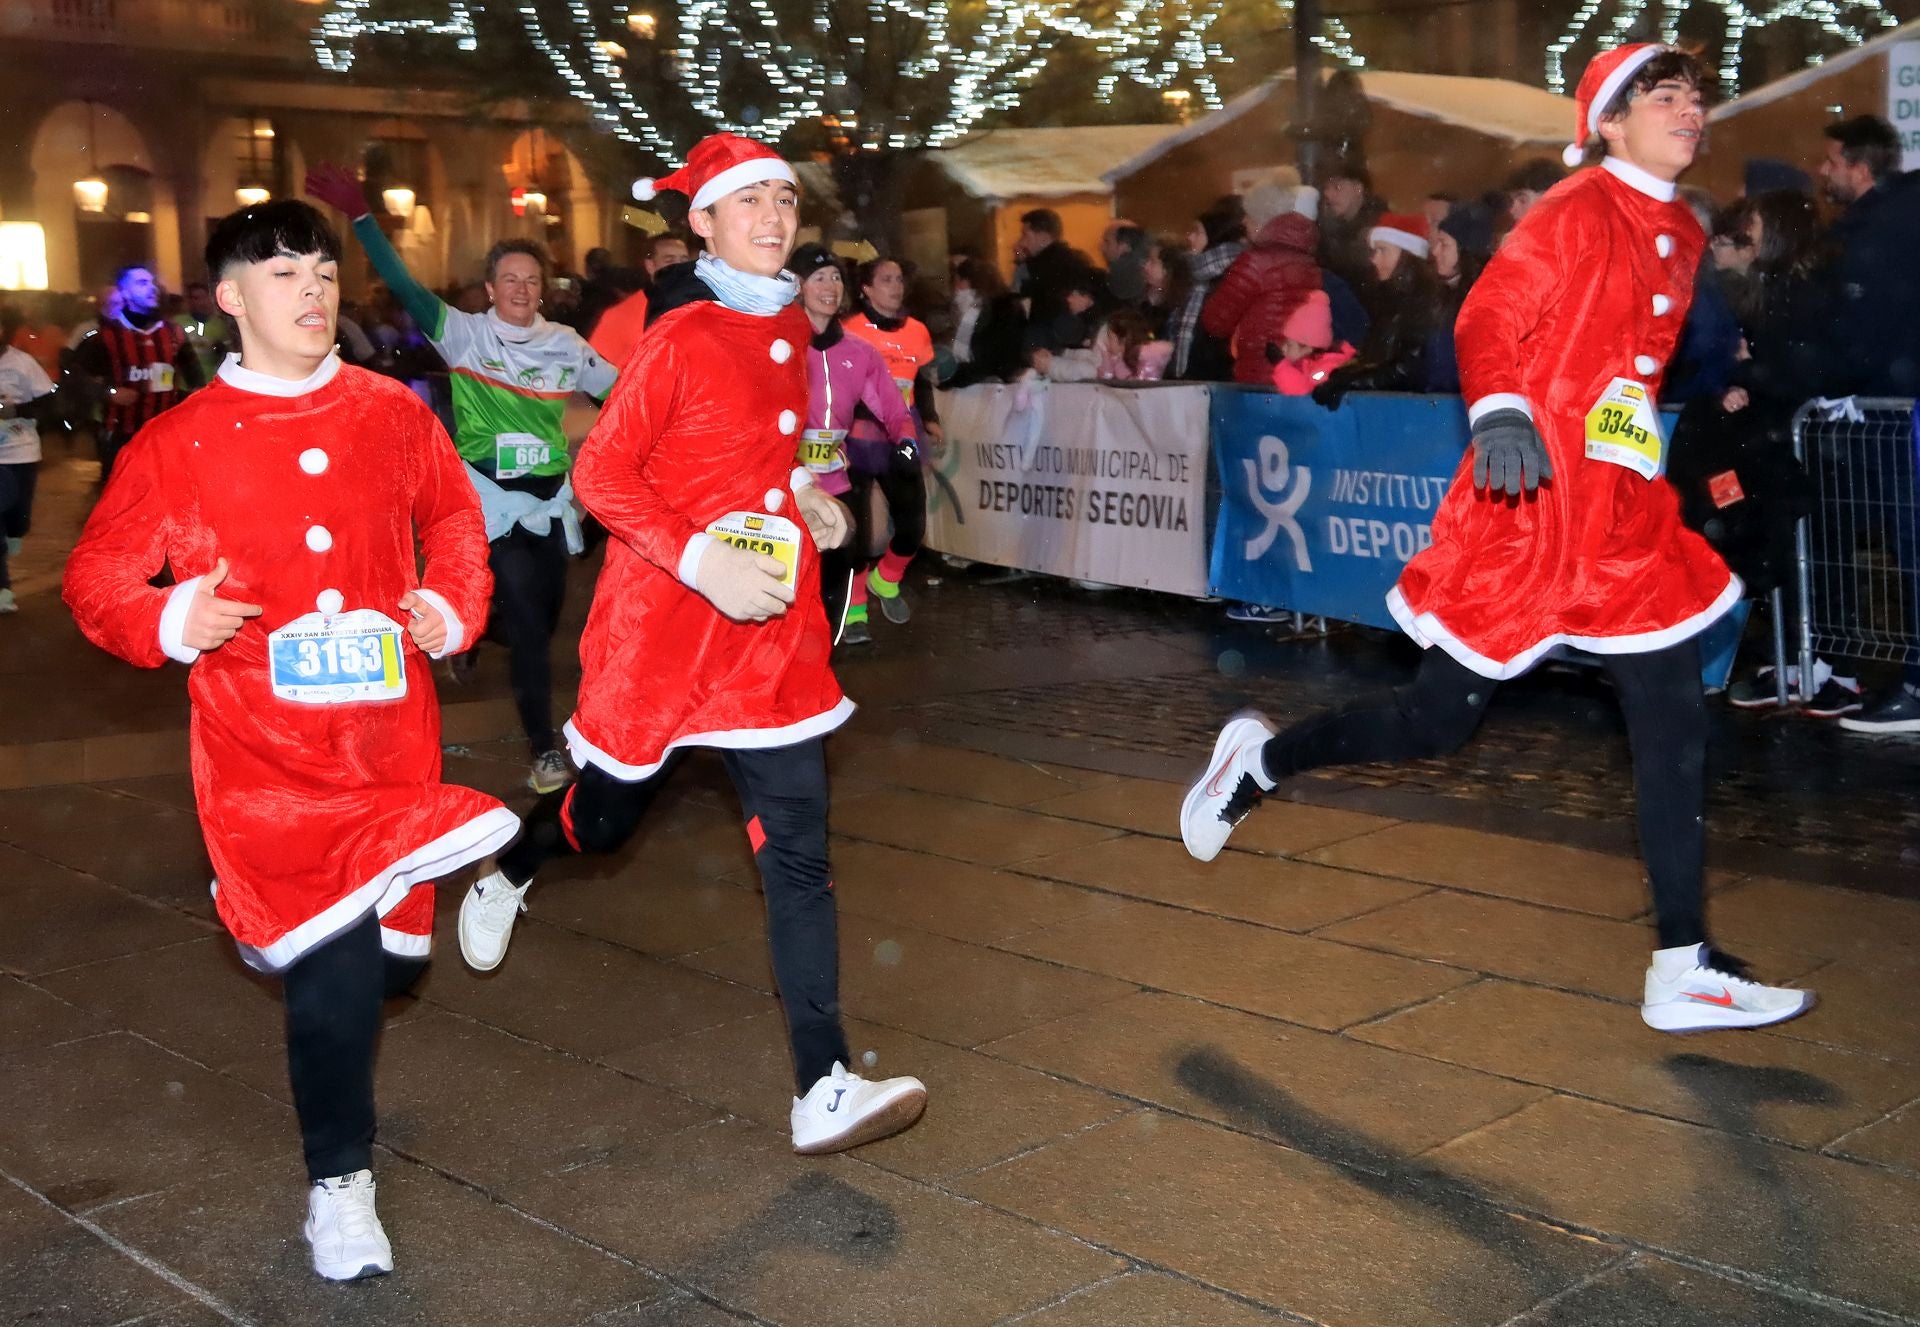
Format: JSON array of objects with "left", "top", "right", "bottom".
[{"left": 1791, "top": 397, "right": 1920, "bottom": 691}]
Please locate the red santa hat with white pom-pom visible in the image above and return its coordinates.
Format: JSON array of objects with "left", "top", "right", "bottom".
[
  {"left": 1562, "top": 43, "right": 1672, "bottom": 168},
  {"left": 633, "top": 133, "right": 797, "bottom": 211}
]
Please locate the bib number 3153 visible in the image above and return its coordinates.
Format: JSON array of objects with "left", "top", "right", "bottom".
[
  {"left": 268, "top": 609, "right": 408, "bottom": 705},
  {"left": 705, "top": 510, "right": 802, "bottom": 590},
  {"left": 1583, "top": 377, "right": 1666, "bottom": 480}
]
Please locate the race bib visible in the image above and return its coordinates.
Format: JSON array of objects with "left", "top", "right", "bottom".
[
  {"left": 892, "top": 375, "right": 915, "bottom": 408},
  {"left": 268, "top": 609, "right": 408, "bottom": 705},
  {"left": 705, "top": 510, "right": 802, "bottom": 590},
  {"left": 1583, "top": 378, "right": 1666, "bottom": 480},
  {"left": 145, "top": 361, "right": 175, "bottom": 394},
  {"left": 798, "top": 428, "right": 847, "bottom": 474},
  {"left": 494, "top": 431, "right": 554, "bottom": 479}
]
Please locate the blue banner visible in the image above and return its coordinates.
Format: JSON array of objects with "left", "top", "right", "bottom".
[{"left": 1209, "top": 392, "right": 1470, "bottom": 629}]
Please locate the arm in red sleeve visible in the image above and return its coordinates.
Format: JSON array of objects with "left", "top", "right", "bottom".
[
  {"left": 571, "top": 330, "right": 704, "bottom": 578},
  {"left": 1454, "top": 198, "right": 1592, "bottom": 423},
  {"left": 62, "top": 432, "right": 185, "bottom": 668},
  {"left": 407, "top": 405, "right": 491, "bottom": 657},
  {"left": 1200, "top": 251, "right": 1257, "bottom": 340}
]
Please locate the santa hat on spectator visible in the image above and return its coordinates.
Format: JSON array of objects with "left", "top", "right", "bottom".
[
  {"left": 1281, "top": 291, "right": 1334, "bottom": 351},
  {"left": 634, "top": 133, "right": 796, "bottom": 210},
  {"left": 1563, "top": 43, "right": 1670, "bottom": 167},
  {"left": 1369, "top": 214, "right": 1430, "bottom": 259}
]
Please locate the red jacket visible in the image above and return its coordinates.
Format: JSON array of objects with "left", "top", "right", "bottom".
[{"left": 1201, "top": 214, "right": 1323, "bottom": 385}]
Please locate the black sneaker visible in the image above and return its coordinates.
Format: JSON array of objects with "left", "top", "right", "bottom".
[
  {"left": 1801, "top": 677, "right": 1863, "bottom": 718},
  {"left": 1839, "top": 684, "right": 1920, "bottom": 735},
  {"left": 1727, "top": 666, "right": 1789, "bottom": 709}
]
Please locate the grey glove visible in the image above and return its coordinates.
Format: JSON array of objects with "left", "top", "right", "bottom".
[{"left": 1470, "top": 407, "right": 1552, "bottom": 498}]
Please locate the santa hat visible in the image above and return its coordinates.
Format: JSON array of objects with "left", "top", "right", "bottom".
[
  {"left": 1281, "top": 291, "right": 1334, "bottom": 351},
  {"left": 1563, "top": 43, "right": 1670, "bottom": 168},
  {"left": 1369, "top": 214, "right": 1430, "bottom": 259},
  {"left": 633, "top": 133, "right": 796, "bottom": 211}
]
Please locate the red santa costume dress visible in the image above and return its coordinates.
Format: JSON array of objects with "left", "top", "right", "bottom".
[
  {"left": 461, "top": 135, "right": 925, "bottom": 1154},
  {"left": 63, "top": 353, "right": 519, "bottom": 970},
  {"left": 1178, "top": 46, "right": 1813, "bottom": 1035}
]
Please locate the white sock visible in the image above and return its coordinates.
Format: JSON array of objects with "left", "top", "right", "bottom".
[{"left": 1650, "top": 943, "right": 1704, "bottom": 982}]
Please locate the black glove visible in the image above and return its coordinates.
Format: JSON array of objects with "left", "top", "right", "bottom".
[
  {"left": 1311, "top": 376, "right": 1348, "bottom": 410},
  {"left": 1470, "top": 407, "right": 1552, "bottom": 497}
]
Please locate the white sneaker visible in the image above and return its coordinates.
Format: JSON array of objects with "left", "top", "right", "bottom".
[
  {"left": 0, "top": 588, "right": 16, "bottom": 614},
  {"left": 791, "top": 1062, "right": 927, "bottom": 1155},
  {"left": 304, "top": 1170, "right": 392, "bottom": 1282},
  {"left": 1641, "top": 944, "right": 1814, "bottom": 1032},
  {"left": 528, "top": 749, "right": 574, "bottom": 794},
  {"left": 458, "top": 869, "right": 530, "bottom": 972},
  {"left": 1179, "top": 711, "right": 1277, "bottom": 862}
]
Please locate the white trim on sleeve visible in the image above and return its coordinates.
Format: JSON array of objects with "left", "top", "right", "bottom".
[
  {"left": 409, "top": 587, "right": 465, "bottom": 658},
  {"left": 679, "top": 532, "right": 717, "bottom": 590},
  {"left": 1466, "top": 393, "right": 1534, "bottom": 427},
  {"left": 158, "top": 577, "right": 204, "bottom": 665}
]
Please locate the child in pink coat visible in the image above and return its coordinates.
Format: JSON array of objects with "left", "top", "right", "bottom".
[{"left": 1268, "top": 291, "right": 1356, "bottom": 395}]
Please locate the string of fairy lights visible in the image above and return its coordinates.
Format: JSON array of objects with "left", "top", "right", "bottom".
[{"left": 312, "top": 0, "right": 1893, "bottom": 163}]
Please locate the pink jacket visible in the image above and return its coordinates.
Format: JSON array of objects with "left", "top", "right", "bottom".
[{"left": 1271, "top": 342, "right": 1357, "bottom": 395}]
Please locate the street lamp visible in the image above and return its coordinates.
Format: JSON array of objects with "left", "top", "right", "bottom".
[
  {"left": 625, "top": 10, "right": 657, "bottom": 39},
  {"left": 382, "top": 186, "right": 417, "bottom": 219},
  {"left": 234, "top": 187, "right": 271, "bottom": 207},
  {"left": 0, "top": 222, "right": 49, "bottom": 290},
  {"left": 73, "top": 101, "right": 107, "bottom": 213}
]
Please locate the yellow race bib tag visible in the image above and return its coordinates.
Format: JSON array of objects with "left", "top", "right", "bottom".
[
  {"left": 1584, "top": 378, "right": 1666, "bottom": 480},
  {"left": 798, "top": 428, "right": 847, "bottom": 474},
  {"left": 706, "top": 510, "right": 802, "bottom": 589},
  {"left": 893, "top": 375, "right": 915, "bottom": 408}
]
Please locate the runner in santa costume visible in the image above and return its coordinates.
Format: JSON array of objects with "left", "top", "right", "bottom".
[
  {"left": 63, "top": 201, "right": 518, "bottom": 1281},
  {"left": 1180, "top": 45, "right": 1814, "bottom": 1034},
  {"left": 456, "top": 134, "right": 928, "bottom": 1153}
]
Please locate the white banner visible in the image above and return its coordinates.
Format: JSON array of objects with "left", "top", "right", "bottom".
[
  {"left": 1893, "top": 42, "right": 1920, "bottom": 171},
  {"left": 925, "top": 381, "right": 1212, "bottom": 596}
]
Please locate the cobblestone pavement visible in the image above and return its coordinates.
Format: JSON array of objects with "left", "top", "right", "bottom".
[{"left": 5, "top": 445, "right": 1920, "bottom": 1325}]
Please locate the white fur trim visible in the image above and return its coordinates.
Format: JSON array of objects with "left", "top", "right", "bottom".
[
  {"left": 1602, "top": 155, "right": 1678, "bottom": 202},
  {"left": 226, "top": 805, "right": 520, "bottom": 972},
  {"left": 633, "top": 177, "right": 658, "bottom": 201},
  {"left": 689, "top": 158, "right": 797, "bottom": 211},
  {"left": 410, "top": 586, "right": 464, "bottom": 658},
  {"left": 158, "top": 578, "right": 204, "bottom": 665},
  {"left": 564, "top": 696, "right": 857, "bottom": 782},
  {"left": 217, "top": 351, "right": 342, "bottom": 398},
  {"left": 679, "top": 532, "right": 717, "bottom": 590},
  {"left": 380, "top": 926, "right": 432, "bottom": 959},
  {"left": 1588, "top": 45, "right": 1666, "bottom": 138},
  {"left": 1370, "top": 226, "right": 1430, "bottom": 259},
  {"left": 1467, "top": 394, "right": 1534, "bottom": 426},
  {"left": 1562, "top": 143, "right": 1586, "bottom": 169},
  {"left": 1385, "top": 573, "right": 1742, "bottom": 682}
]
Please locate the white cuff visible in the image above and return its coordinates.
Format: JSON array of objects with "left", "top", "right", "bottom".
[
  {"left": 789, "top": 465, "right": 816, "bottom": 491},
  {"left": 1467, "top": 393, "right": 1534, "bottom": 426},
  {"left": 158, "top": 578, "right": 203, "bottom": 665},
  {"left": 678, "top": 532, "right": 717, "bottom": 590},
  {"left": 410, "top": 587, "right": 465, "bottom": 659}
]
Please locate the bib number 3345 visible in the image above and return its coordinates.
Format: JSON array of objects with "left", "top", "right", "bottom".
[{"left": 1583, "top": 377, "right": 1666, "bottom": 480}]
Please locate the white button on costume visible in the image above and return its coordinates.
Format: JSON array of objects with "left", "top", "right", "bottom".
[
  {"left": 769, "top": 338, "right": 793, "bottom": 364},
  {"left": 1656, "top": 234, "right": 1674, "bottom": 259},
  {"left": 299, "top": 448, "right": 330, "bottom": 475},
  {"left": 306, "top": 525, "right": 334, "bottom": 553},
  {"left": 316, "top": 588, "right": 345, "bottom": 615},
  {"left": 1652, "top": 294, "right": 1672, "bottom": 317},
  {"left": 778, "top": 409, "right": 798, "bottom": 435},
  {"left": 1633, "top": 354, "right": 1659, "bottom": 376}
]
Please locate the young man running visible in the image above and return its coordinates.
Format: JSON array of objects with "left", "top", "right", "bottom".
[
  {"left": 64, "top": 200, "right": 516, "bottom": 1281},
  {"left": 307, "top": 165, "right": 618, "bottom": 794},
  {"left": 1180, "top": 45, "right": 1814, "bottom": 1035},
  {"left": 457, "top": 135, "right": 927, "bottom": 1154}
]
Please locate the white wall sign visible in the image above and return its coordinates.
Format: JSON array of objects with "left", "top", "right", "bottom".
[{"left": 1892, "top": 41, "right": 1920, "bottom": 171}]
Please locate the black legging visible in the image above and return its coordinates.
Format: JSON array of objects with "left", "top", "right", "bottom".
[
  {"left": 482, "top": 473, "right": 570, "bottom": 758},
  {"left": 283, "top": 912, "right": 428, "bottom": 1182},
  {"left": 1261, "top": 639, "right": 1709, "bottom": 949},
  {"left": 846, "top": 447, "right": 927, "bottom": 562},
  {"left": 498, "top": 742, "right": 851, "bottom": 1090}
]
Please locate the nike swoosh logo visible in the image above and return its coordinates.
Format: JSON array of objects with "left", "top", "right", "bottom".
[
  {"left": 1684, "top": 987, "right": 1735, "bottom": 1007},
  {"left": 1204, "top": 753, "right": 1237, "bottom": 798}
]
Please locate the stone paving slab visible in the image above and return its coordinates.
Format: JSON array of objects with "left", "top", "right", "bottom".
[
  {"left": 829, "top": 787, "right": 1128, "bottom": 866},
  {"left": 0, "top": 975, "right": 106, "bottom": 1055},
  {"left": 1028, "top": 776, "right": 1401, "bottom": 854},
  {"left": 832, "top": 740, "right": 1116, "bottom": 807},
  {"left": 531, "top": 869, "right": 769, "bottom": 960},
  {"left": 1014, "top": 833, "right": 1432, "bottom": 933},
  {"left": 684, "top": 917, "right": 1139, "bottom": 1048},
  {"left": 0, "top": 1033, "right": 292, "bottom": 1211},
  {"left": 1009, "top": 1271, "right": 1284, "bottom": 1325},
  {"left": 1518, "top": 1253, "right": 1894, "bottom": 1326},
  {"left": 0, "top": 845, "right": 209, "bottom": 978},
  {"left": 1000, "top": 893, "right": 1476, "bottom": 1031},
  {"left": 1432, "top": 1093, "right": 1920, "bottom": 1318},
  {"left": 618, "top": 1011, "right": 1130, "bottom": 1184},
  {"left": 1317, "top": 889, "right": 1818, "bottom": 1004},
  {"left": 827, "top": 840, "right": 1122, "bottom": 945},
  {"left": 1770, "top": 957, "right": 1920, "bottom": 1066},
  {"left": 93, "top": 1155, "right": 674, "bottom": 1327},
  {"left": 1829, "top": 1101, "right": 1920, "bottom": 1175},
  {"left": 959, "top": 1109, "right": 1616, "bottom": 1327},
  {"left": 507, "top": 1118, "right": 1126, "bottom": 1327},
  {"left": 0, "top": 1179, "right": 190, "bottom": 1326},
  {"left": 1710, "top": 875, "right": 1920, "bottom": 966},
  {"left": 1356, "top": 980, "right": 1920, "bottom": 1150},
  {"left": 984, "top": 990, "right": 1549, "bottom": 1162}
]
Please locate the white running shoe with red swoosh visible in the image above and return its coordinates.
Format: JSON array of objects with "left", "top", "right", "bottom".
[
  {"left": 1641, "top": 944, "right": 1814, "bottom": 1032},
  {"left": 1179, "top": 711, "right": 1277, "bottom": 863}
]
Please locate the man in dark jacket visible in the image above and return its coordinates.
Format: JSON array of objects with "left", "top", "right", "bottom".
[
  {"left": 1812, "top": 116, "right": 1920, "bottom": 734},
  {"left": 1014, "top": 208, "right": 1100, "bottom": 353},
  {"left": 1315, "top": 160, "right": 1384, "bottom": 295}
]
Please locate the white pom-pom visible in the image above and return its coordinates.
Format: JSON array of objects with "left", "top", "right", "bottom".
[
  {"left": 1562, "top": 142, "right": 1586, "bottom": 169},
  {"left": 632, "top": 177, "right": 657, "bottom": 202}
]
